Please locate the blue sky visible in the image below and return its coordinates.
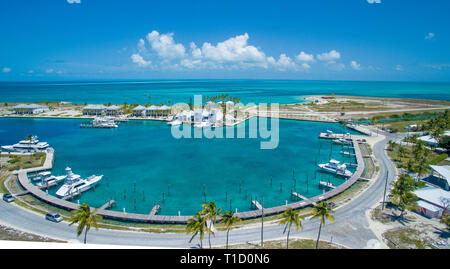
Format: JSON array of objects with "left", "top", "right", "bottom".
[{"left": 1, "top": 0, "right": 450, "bottom": 81}]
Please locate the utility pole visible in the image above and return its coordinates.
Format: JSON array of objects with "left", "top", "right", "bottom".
[
  {"left": 261, "top": 196, "right": 264, "bottom": 248},
  {"left": 382, "top": 170, "right": 389, "bottom": 211}
]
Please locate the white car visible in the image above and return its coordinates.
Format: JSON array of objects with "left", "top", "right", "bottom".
[{"left": 45, "top": 212, "right": 63, "bottom": 223}]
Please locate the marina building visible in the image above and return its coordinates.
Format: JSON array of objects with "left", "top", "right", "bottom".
[
  {"left": 83, "top": 104, "right": 107, "bottom": 116},
  {"left": 105, "top": 105, "right": 122, "bottom": 116},
  {"left": 414, "top": 164, "right": 450, "bottom": 218},
  {"left": 13, "top": 104, "right": 49, "bottom": 114}
]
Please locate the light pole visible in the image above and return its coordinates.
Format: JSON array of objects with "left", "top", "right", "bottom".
[
  {"left": 261, "top": 196, "right": 264, "bottom": 248},
  {"left": 382, "top": 170, "right": 389, "bottom": 211}
]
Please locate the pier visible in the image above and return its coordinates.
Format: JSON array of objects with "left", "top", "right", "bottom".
[
  {"left": 341, "top": 151, "right": 356, "bottom": 156},
  {"left": 291, "top": 192, "right": 316, "bottom": 205},
  {"left": 150, "top": 204, "right": 161, "bottom": 216},
  {"left": 99, "top": 200, "right": 116, "bottom": 210},
  {"left": 251, "top": 200, "right": 263, "bottom": 210}
]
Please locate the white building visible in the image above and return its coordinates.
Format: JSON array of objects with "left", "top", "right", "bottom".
[
  {"left": 413, "top": 186, "right": 450, "bottom": 218},
  {"left": 131, "top": 105, "right": 146, "bottom": 117},
  {"left": 13, "top": 104, "right": 49, "bottom": 114},
  {"left": 418, "top": 130, "right": 450, "bottom": 147},
  {"left": 83, "top": 104, "right": 107, "bottom": 116}
]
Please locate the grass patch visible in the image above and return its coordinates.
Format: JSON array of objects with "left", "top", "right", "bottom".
[{"left": 383, "top": 228, "right": 432, "bottom": 249}]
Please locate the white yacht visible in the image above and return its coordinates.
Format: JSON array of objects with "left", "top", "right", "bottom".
[
  {"left": 55, "top": 167, "right": 103, "bottom": 198},
  {"left": 35, "top": 171, "right": 66, "bottom": 188},
  {"left": 92, "top": 117, "right": 118, "bottom": 128},
  {"left": 1, "top": 136, "right": 50, "bottom": 153},
  {"left": 194, "top": 121, "right": 211, "bottom": 128},
  {"left": 167, "top": 119, "right": 182, "bottom": 126},
  {"left": 318, "top": 159, "right": 353, "bottom": 177}
]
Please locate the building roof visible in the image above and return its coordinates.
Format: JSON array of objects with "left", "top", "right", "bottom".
[
  {"left": 132, "top": 105, "right": 146, "bottom": 111},
  {"left": 430, "top": 165, "right": 450, "bottom": 186},
  {"left": 413, "top": 186, "right": 450, "bottom": 207},
  {"left": 83, "top": 104, "right": 107, "bottom": 110},
  {"left": 105, "top": 105, "right": 121, "bottom": 110},
  {"left": 417, "top": 200, "right": 442, "bottom": 212},
  {"left": 13, "top": 104, "right": 48, "bottom": 109}
]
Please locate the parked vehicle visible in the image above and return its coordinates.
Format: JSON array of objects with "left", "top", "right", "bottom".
[
  {"left": 45, "top": 212, "right": 63, "bottom": 223},
  {"left": 2, "top": 193, "right": 14, "bottom": 203}
]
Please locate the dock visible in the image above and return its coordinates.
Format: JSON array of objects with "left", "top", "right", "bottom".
[
  {"left": 150, "top": 204, "right": 161, "bottom": 216},
  {"left": 99, "top": 200, "right": 116, "bottom": 210},
  {"left": 319, "top": 181, "right": 336, "bottom": 189},
  {"left": 251, "top": 200, "right": 263, "bottom": 210},
  {"left": 341, "top": 151, "right": 356, "bottom": 156},
  {"left": 291, "top": 192, "right": 316, "bottom": 205}
]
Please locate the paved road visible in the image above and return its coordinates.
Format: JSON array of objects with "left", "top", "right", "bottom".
[{"left": 0, "top": 131, "right": 404, "bottom": 248}]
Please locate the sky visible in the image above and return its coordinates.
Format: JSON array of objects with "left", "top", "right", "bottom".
[{"left": 0, "top": 0, "right": 450, "bottom": 81}]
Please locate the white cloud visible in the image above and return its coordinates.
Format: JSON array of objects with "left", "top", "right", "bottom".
[
  {"left": 317, "top": 50, "right": 341, "bottom": 61},
  {"left": 295, "top": 51, "right": 314, "bottom": 62},
  {"left": 300, "top": 63, "right": 311, "bottom": 70},
  {"left": 326, "top": 61, "right": 345, "bottom": 71},
  {"left": 425, "top": 33, "right": 435, "bottom": 40},
  {"left": 367, "top": 0, "right": 381, "bottom": 4},
  {"left": 146, "top": 30, "right": 186, "bottom": 60},
  {"left": 350, "top": 60, "right": 361, "bottom": 70},
  {"left": 131, "top": 53, "right": 151, "bottom": 67},
  {"left": 200, "top": 33, "right": 267, "bottom": 66},
  {"left": 2, "top": 67, "right": 11, "bottom": 73},
  {"left": 67, "top": 0, "right": 81, "bottom": 4},
  {"left": 269, "top": 54, "right": 299, "bottom": 71}
]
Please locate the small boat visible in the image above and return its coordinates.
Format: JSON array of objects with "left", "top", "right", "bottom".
[
  {"left": 167, "top": 119, "right": 182, "bottom": 126},
  {"left": 55, "top": 167, "right": 103, "bottom": 198},
  {"left": 318, "top": 159, "right": 353, "bottom": 177},
  {"left": 80, "top": 117, "right": 118, "bottom": 128},
  {"left": 194, "top": 121, "right": 211, "bottom": 128},
  {"left": 332, "top": 137, "right": 353, "bottom": 145}
]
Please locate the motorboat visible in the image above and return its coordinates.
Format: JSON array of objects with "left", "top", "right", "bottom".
[
  {"left": 318, "top": 159, "right": 353, "bottom": 177},
  {"left": 332, "top": 137, "right": 353, "bottom": 145},
  {"left": 1, "top": 136, "right": 50, "bottom": 153},
  {"left": 167, "top": 119, "right": 182, "bottom": 126},
  {"left": 55, "top": 167, "right": 103, "bottom": 198}
]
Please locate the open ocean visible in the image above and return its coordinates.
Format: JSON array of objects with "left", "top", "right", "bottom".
[{"left": 1, "top": 79, "right": 449, "bottom": 105}]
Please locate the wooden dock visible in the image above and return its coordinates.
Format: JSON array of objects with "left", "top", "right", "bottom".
[
  {"left": 291, "top": 192, "right": 316, "bottom": 205},
  {"left": 149, "top": 204, "right": 161, "bottom": 216},
  {"left": 251, "top": 200, "right": 263, "bottom": 210},
  {"left": 99, "top": 200, "right": 116, "bottom": 210}
]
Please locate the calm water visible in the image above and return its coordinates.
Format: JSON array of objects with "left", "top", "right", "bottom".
[
  {"left": 1, "top": 80, "right": 450, "bottom": 105},
  {"left": 0, "top": 117, "right": 358, "bottom": 215}
]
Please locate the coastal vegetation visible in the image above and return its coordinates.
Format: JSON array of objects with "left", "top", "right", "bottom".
[
  {"left": 69, "top": 203, "right": 102, "bottom": 244},
  {"left": 219, "top": 210, "right": 242, "bottom": 249},
  {"left": 311, "top": 201, "right": 334, "bottom": 249},
  {"left": 390, "top": 174, "right": 423, "bottom": 220},
  {"left": 279, "top": 207, "right": 303, "bottom": 249}
]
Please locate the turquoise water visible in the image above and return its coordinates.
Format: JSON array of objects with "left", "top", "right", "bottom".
[
  {"left": 1, "top": 80, "right": 450, "bottom": 105},
  {"left": 0, "top": 117, "right": 358, "bottom": 215}
]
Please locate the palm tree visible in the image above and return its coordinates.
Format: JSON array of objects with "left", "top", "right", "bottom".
[
  {"left": 391, "top": 174, "right": 420, "bottom": 219},
  {"left": 186, "top": 213, "right": 208, "bottom": 248},
  {"left": 219, "top": 210, "right": 242, "bottom": 249},
  {"left": 69, "top": 203, "right": 102, "bottom": 244},
  {"left": 200, "top": 201, "right": 222, "bottom": 248},
  {"left": 311, "top": 201, "right": 334, "bottom": 249},
  {"left": 279, "top": 207, "right": 303, "bottom": 249}
]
